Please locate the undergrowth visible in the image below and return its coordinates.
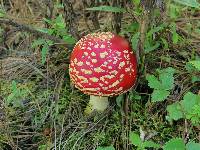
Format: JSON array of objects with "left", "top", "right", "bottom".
[{"left": 0, "top": 0, "right": 200, "bottom": 150}]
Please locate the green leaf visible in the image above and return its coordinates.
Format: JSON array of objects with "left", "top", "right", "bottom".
[
  {"left": 86, "top": 6, "right": 126, "bottom": 13},
  {"left": 145, "top": 42, "right": 160, "bottom": 53},
  {"left": 170, "top": 23, "right": 179, "bottom": 44},
  {"left": 151, "top": 90, "right": 170, "bottom": 102},
  {"left": 146, "top": 74, "right": 162, "bottom": 89},
  {"left": 159, "top": 67, "right": 175, "bottom": 90},
  {"left": 147, "top": 25, "right": 166, "bottom": 37},
  {"left": 169, "top": 4, "right": 180, "bottom": 19},
  {"left": 186, "top": 141, "right": 200, "bottom": 150},
  {"left": 173, "top": 0, "right": 200, "bottom": 8},
  {"left": 191, "top": 76, "right": 200, "bottom": 83},
  {"left": 41, "top": 43, "right": 49, "bottom": 64},
  {"left": 161, "top": 38, "right": 169, "bottom": 49},
  {"left": 167, "top": 102, "right": 184, "bottom": 121},
  {"left": 132, "top": 0, "right": 140, "bottom": 6},
  {"left": 130, "top": 91, "right": 141, "bottom": 100},
  {"left": 189, "top": 61, "right": 200, "bottom": 71},
  {"left": 131, "top": 32, "right": 140, "bottom": 51},
  {"left": 43, "top": 18, "right": 52, "bottom": 25},
  {"left": 129, "top": 132, "right": 142, "bottom": 146},
  {"left": 116, "top": 95, "right": 124, "bottom": 108},
  {"left": 96, "top": 145, "right": 115, "bottom": 150},
  {"left": 163, "top": 138, "right": 185, "bottom": 150},
  {"left": 0, "top": 9, "right": 6, "bottom": 18},
  {"left": 181, "top": 92, "right": 200, "bottom": 114},
  {"left": 143, "top": 141, "right": 160, "bottom": 148},
  {"left": 32, "top": 39, "right": 46, "bottom": 48},
  {"left": 63, "top": 35, "right": 76, "bottom": 44}
]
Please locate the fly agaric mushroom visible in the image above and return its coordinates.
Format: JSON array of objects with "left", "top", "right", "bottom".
[{"left": 69, "top": 32, "right": 137, "bottom": 113}]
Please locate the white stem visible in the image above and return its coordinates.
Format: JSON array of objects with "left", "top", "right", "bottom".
[{"left": 89, "top": 95, "right": 109, "bottom": 112}]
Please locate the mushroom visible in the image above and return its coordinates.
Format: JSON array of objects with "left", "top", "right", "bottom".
[{"left": 69, "top": 32, "right": 137, "bottom": 113}]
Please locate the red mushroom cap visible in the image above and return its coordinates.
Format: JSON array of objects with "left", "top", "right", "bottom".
[{"left": 69, "top": 32, "right": 137, "bottom": 96}]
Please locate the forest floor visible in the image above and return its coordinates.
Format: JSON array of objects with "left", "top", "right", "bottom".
[{"left": 0, "top": 0, "right": 200, "bottom": 150}]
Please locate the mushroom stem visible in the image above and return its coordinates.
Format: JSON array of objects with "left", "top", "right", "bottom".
[{"left": 89, "top": 95, "right": 109, "bottom": 112}]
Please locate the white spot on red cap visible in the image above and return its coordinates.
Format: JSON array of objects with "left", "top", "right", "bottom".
[
  {"left": 120, "top": 74, "right": 124, "bottom": 78},
  {"left": 110, "top": 70, "right": 118, "bottom": 75},
  {"left": 125, "top": 68, "right": 131, "bottom": 72},
  {"left": 84, "top": 52, "right": 88, "bottom": 56},
  {"left": 94, "top": 44, "right": 99, "bottom": 48},
  {"left": 116, "top": 51, "right": 121, "bottom": 56},
  {"left": 81, "top": 69, "right": 92, "bottom": 75},
  {"left": 86, "top": 61, "right": 91, "bottom": 65},
  {"left": 92, "top": 59, "right": 97, "bottom": 63},
  {"left": 119, "top": 61, "right": 125, "bottom": 69},
  {"left": 91, "top": 52, "right": 96, "bottom": 56},
  {"left": 87, "top": 47, "right": 92, "bottom": 50},
  {"left": 109, "top": 80, "right": 120, "bottom": 88},
  {"left": 123, "top": 50, "right": 128, "bottom": 53},
  {"left": 94, "top": 67, "right": 104, "bottom": 73},
  {"left": 100, "top": 51, "right": 108, "bottom": 58},
  {"left": 104, "top": 61, "right": 108, "bottom": 65},
  {"left": 100, "top": 44, "right": 106, "bottom": 48},
  {"left": 90, "top": 77, "right": 99, "bottom": 82},
  {"left": 77, "top": 61, "right": 83, "bottom": 66},
  {"left": 108, "top": 66, "right": 112, "bottom": 69}
]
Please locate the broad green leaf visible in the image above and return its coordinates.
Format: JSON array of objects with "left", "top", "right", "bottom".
[
  {"left": 151, "top": 90, "right": 170, "bottom": 102},
  {"left": 146, "top": 74, "right": 162, "bottom": 89},
  {"left": 167, "top": 102, "right": 184, "bottom": 121},
  {"left": 159, "top": 67, "right": 175, "bottom": 90},
  {"left": 192, "top": 76, "right": 200, "bottom": 83},
  {"left": 86, "top": 6, "right": 126, "bottom": 13},
  {"left": 186, "top": 104, "right": 200, "bottom": 125},
  {"left": 96, "top": 145, "right": 115, "bottom": 150},
  {"left": 185, "top": 62, "right": 197, "bottom": 72},
  {"left": 186, "top": 141, "right": 200, "bottom": 150},
  {"left": 173, "top": 0, "right": 200, "bottom": 8},
  {"left": 163, "top": 138, "right": 185, "bottom": 150},
  {"left": 189, "top": 61, "right": 200, "bottom": 71},
  {"left": 143, "top": 140, "right": 160, "bottom": 148},
  {"left": 181, "top": 92, "right": 200, "bottom": 114},
  {"left": 129, "top": 132, "right": 142, "bottom": 146}
]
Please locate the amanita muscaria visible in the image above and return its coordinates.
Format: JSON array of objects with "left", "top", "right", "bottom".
[{"left": 69, "top": 32, "right": 137, "bottom": 113}]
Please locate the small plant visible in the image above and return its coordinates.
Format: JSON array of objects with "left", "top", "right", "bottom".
[
  {"left": 146, "top": 67, "right": 176, "bottom": 102},
  {"left": 129, "top": 132, "right": 160, "bottom": 150},
  {"left": 32, "top": 14, "right": 76, "bottom": 64},
  {"left": 164, "top": 138, "right": 200, "bottom": 150},
  {"left": 6, "top": 81, "right": 29, "bottom": 107},
  {"left": 96, "top": 145, "right": 115, "bottom": 150},
  {"left": 167, "top": 92, "right": 200, "bottom": 125}
]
